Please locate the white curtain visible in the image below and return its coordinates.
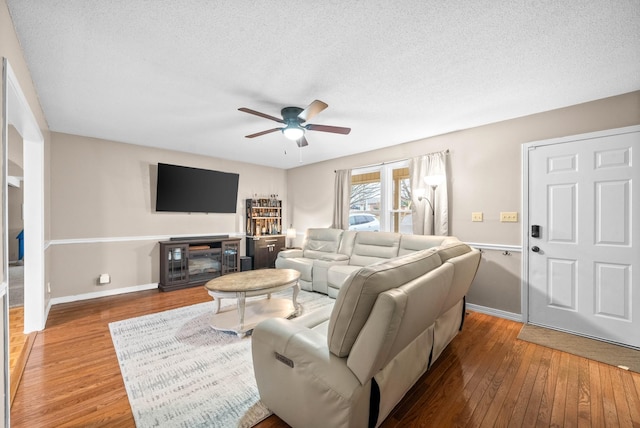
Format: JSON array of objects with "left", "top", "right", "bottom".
[
  {"left": 409, "top": 151, "right": 449, "bottom": 235},
  {"left": 332, "top": 169, "right": 351, "bottom": 229}
]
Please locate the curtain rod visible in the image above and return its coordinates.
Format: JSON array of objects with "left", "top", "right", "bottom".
[{"left": 334, "top": 149, "right": 449, "bottom": 172}]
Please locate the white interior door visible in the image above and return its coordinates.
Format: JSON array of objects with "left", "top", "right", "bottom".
[{"left": 526, "top": 126, "right": 639, "bottom": 349}]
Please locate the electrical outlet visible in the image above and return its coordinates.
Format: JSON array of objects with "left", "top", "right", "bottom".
[
  {"left": 47, "top": 282, "right": 51, "bottom": 293},
  {"left": 472, "top": 212, "right": 483, "bottom": 222},
  {"left": 500, "top": 212, "right": 518, "bottom": 222}
]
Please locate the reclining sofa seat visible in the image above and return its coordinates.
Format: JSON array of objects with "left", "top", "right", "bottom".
[
  {"left": 252, "top": 240, "right": 481, "bottom": 428},
  {"left": 275, "top": 228, "right": 346, "bottom": 293}
]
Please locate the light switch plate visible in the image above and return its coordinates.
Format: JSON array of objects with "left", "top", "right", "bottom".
[
  {"left": 500, "top": 212, "right": 518, "bottom": 222},
  {"left": 472, "top": 212, "right": 483, "bottom": 222}
]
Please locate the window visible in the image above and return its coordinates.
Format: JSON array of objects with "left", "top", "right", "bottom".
[
  {"left": 349, "top": 171, "right": 381, "bottom": 231},
  {"left": 350, "top": 160, "right": 412, "bottom": 234}
]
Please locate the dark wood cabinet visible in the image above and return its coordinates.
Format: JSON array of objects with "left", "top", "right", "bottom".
[
  {"left": 159, "top": 236, "right": 240, "bottom": 291},
  {"left": 246, "top": 235, "right": 285, "bottom": 269},
  {"left": 245, "top": 198, "right": 284, "bottom": 269}
]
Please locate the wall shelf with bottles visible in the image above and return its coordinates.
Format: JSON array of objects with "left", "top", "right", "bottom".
[{"left": 246, "top": 196, "right": 282, "bottom": 237}]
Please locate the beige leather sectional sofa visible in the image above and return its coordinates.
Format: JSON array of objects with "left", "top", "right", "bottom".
[
  {"left": 275, "top": 228, "right": 463, "bottom": 297},
  {"left": 252, "top": 228, "right": 481, "bottom": 427}
]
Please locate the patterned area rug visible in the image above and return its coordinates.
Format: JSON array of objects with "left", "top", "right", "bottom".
[{"left": 110, "top": 289, "right": 334, "bottom": 428}]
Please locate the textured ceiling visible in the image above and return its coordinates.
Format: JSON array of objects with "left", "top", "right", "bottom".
[{"left": 6, "top": 0, "right": 640, "bottom": 169}]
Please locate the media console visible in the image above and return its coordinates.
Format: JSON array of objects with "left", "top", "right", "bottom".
[{"left": 159, "top": 236, "right": 241, "bottom": 292}]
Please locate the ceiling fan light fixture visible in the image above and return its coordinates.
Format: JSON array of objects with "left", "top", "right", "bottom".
[
  {"left": 239, "top": 100, "right": 350, "bottom": 147},
  {"left": 282, "top": 125, "right": 304, "bottom": 141}
]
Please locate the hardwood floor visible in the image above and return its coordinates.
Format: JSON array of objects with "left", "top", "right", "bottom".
[
  {"left": 8, "top": 306, "right": 36, "bottom": 407},
  {"left": 10, "top": 287, "right": 640, "bottom": 427}
]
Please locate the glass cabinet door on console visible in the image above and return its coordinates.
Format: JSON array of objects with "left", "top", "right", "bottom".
[
  {"left": 162, "top": 244, "right": 189, "bottom": 286},
  {"left": 222, "top": 241, "right": 239, "bottom": 274}
]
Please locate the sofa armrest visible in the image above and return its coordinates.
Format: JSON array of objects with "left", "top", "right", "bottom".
[
  {"left": 278, "top": 248, "right": 303, "bottom": 258},
  {"left": 252, "top": 318, "right": 369, "bottom": 428},
  {"left": 311, "top": 258, "right": 350, "bottom": 294}
]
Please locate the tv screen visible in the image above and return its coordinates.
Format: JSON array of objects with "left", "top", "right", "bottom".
[{"left": 156, "top": 163, "right": 239, "bottom": 213}]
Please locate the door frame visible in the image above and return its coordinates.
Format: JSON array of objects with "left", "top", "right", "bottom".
[
  {"left": 3, "top": 59, "right": 46, "bottom": 333},
  {"left": 521, "top": 124, "right": 640, "bottom": 324},
  {"left": 2, "top": 57, "right": 47, "bottom": 425}
]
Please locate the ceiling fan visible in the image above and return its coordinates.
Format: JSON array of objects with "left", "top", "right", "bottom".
[{"left": 238, "top": 100, "right": 351, "bottom": 147}]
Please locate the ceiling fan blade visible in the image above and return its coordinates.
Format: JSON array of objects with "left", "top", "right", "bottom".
[
  {"left": 296, "top": 135, "right": 309, "bottom": 147},
  {"left": 298, "top": 100, "right": 328, "bottom": 122},
  {"left": 238, "top": 107, "right": 284, "bottom": 123},
  {"left": 245, "top": 128, "right": 282, "bottom": 138},
  {"left": 306, "top": 124, "right": 351, "bottom": 135}
]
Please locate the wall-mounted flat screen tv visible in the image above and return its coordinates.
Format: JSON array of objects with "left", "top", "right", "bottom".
[{"left": 156, "top": 163, "right": 239, "bottom": 213}]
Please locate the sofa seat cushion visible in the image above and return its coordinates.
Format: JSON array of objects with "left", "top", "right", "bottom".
[
  {"left": 274, "top": 257, "right": 314, "bottom": 282},
  {"left": 327, "top": 265, "right": 362, "bottom": 290},
  {"left": 327, "top": 248, "right": 443, "bottom": 357}
]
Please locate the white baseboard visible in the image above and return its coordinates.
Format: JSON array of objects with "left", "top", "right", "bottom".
[
  {"left": 50, "top": 283, "right": 159, "bottom": 306},
  {"left": 466, "top": 303, "right": 523, "bottom": 322}
]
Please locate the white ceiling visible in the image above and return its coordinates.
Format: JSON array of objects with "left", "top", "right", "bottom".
[{"left": 6, "top": 1, "right": 640, "bottom": 169}]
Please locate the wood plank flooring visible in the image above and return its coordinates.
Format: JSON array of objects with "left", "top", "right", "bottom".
[
  {"left": 8, "top": 306, "right": 36, "bottom": 407},
  {"left": 9, "top": 287, "right": 640, "bottom": 427}
]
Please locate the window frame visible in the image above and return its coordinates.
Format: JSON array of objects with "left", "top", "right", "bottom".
[{"left": 351, "top": 159, "right": 410, "bottom": 233}]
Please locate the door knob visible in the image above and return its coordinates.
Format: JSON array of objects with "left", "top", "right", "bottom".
[{"left": 531, "top": 246, "right": 540, "bottom": 252}]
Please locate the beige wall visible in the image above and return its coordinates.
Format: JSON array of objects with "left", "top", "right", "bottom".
[
  {"left": 48, "top": 132, "right": 287, "bottom": 298},
  {"left": 50, "top": 92, "right": 640, "bottom": 309},
  {"left": 286, "top": 91, "right": 640, "bottom": 315}
]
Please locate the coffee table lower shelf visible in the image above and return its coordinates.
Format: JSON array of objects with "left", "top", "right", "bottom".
[{"left": 208, "top": 297, "right": 296, "bottom": 337}]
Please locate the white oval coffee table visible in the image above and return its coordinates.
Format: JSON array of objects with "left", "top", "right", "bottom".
[{"left": 204, "top": 268, "right": 301, "bottom": 337}]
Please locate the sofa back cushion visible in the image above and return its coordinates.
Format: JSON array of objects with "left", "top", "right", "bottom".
[
  {"left": 302, "top": 228, "right": 344, "bottom": 260},
  {"left": 346, "top": 262, "right": 454, "bottom": 383},
  {"left": 348, "top": 232, "right": 401, "bottom": 266},
  {"left": 327, "top": 248, "right": 443, "bottom": 357},
  {"left": 437, "top": 239, "right": 473, "bottom": 262},
  {"left": 398, "top": 234, "right": 450, "bottom": 256},
  {"left": 337, "top": 230, "right": 357, "bottom": 256}
]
